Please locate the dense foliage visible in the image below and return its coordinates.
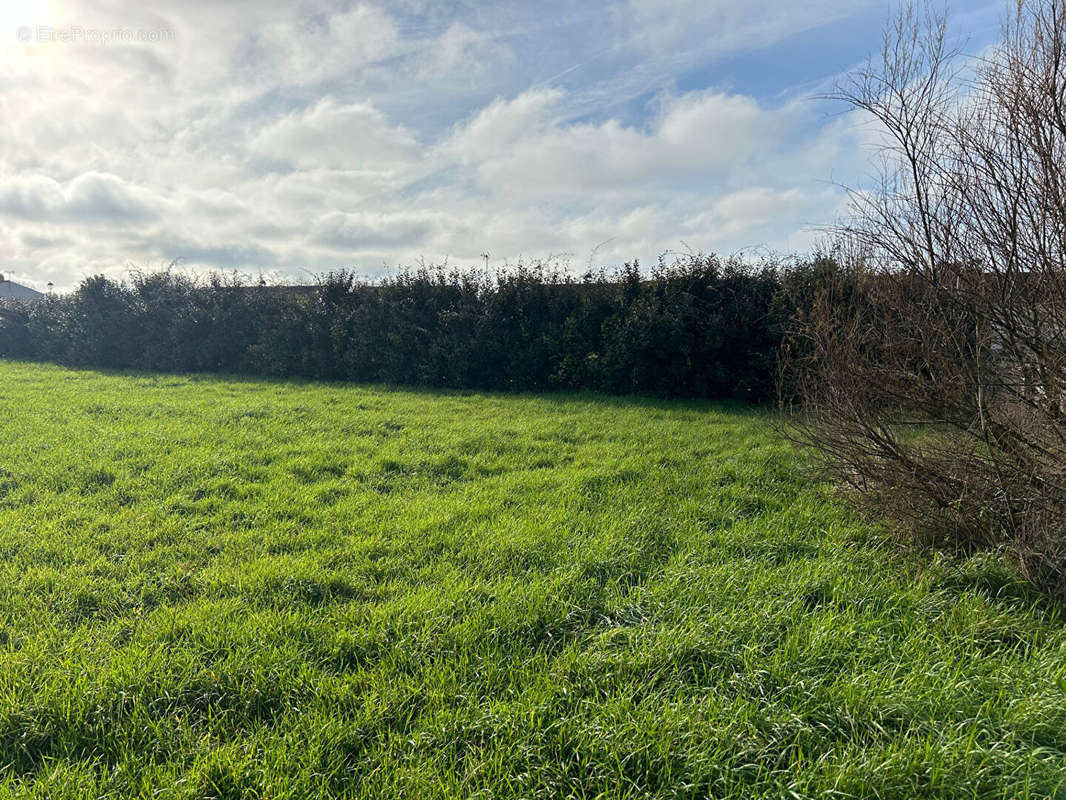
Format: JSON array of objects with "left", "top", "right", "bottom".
[{"left": 0, "top": 255, "right": 805, "bottom": 401}]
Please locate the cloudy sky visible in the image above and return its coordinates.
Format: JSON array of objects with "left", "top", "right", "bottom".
[{"left": 1, "top": 0, "right": 1003, "bottom": 290}]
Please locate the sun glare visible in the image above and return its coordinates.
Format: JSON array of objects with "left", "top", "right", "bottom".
[{"left": 4, "top": 0, "right": 51, "bottom": 43}]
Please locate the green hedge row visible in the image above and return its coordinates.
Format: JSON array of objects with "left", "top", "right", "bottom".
[{"left": 0, "top": 255, "right": 836, "bottom": 400}]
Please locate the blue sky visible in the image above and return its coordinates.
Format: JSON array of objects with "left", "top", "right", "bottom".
[{"left": 0, "top": 0, "right": 1003, "bottom": 289}]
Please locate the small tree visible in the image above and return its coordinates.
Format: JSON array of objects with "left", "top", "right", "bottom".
[{"left": 785, "top": 0, "right": 1066, "bottom": 594}]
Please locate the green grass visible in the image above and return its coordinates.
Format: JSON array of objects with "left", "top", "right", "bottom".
[{"left": 0, "top": 360, "right": 1063, "bottom": 799}]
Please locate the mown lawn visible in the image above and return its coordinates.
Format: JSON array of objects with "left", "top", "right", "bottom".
[{"left": 0, "top": 361, "right": 1063, "bottom": 799}]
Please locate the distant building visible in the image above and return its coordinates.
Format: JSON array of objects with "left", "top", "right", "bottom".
[{"left": 0, "top": 275, "right": 44, "bottom": 302}]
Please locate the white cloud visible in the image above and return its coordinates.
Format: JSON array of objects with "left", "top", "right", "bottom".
[
  {"left": 250, "top": 99, "right": 422, "bottom": 171},
  {"left": 683, "top": 186, "right": 841, "bottom": 244},
  {"left": 236, "top": 3, "right": 399, "bottom": 88},
  {"left": 444, "top": 90, "right": 793, "bottom": 197},
  {"left": 0, "top": 0, "right": 880, "bottom": 291},
  {"left": 0, "top": 173, "right": 164, "bottom": 222},
  {"left": 441, "top": 89, "right": 564, "bottom": 162},
  {"left": 417, "top": 22, "right": 493, "bottom": 77},
  {"left": 310, "top": 210, "right": 444, "bottom": 248}
]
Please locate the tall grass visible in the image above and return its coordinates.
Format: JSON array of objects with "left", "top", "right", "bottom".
[{"left": 0, "top": 361, "right": 1062, "bottom": 798}]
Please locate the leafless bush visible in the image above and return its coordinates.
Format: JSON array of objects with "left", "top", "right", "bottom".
[{"left": 784, "top": 0, "right": 1066, "bottom": 595}]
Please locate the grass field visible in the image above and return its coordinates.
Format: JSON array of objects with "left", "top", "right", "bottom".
[{"left": 0, "top": 361, "right": 1063, "bottom": 799}]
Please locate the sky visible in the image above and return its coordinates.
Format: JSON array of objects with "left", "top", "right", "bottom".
[{"left": 0, "top": 0, "right": 1004, "bottom": 290}]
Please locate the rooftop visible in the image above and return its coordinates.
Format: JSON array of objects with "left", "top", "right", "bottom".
[{"left": 0, "top": 276, "right": 45, "bottom": 302}]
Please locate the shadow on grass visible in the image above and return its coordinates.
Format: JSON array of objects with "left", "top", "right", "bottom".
[{"left": 4, "top": 358, "right": 766, "bottom": 416}]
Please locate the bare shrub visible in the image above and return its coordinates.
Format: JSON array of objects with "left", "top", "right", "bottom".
[{"left": 784, "top": 0, "right": 1066, "bottom": 595}]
